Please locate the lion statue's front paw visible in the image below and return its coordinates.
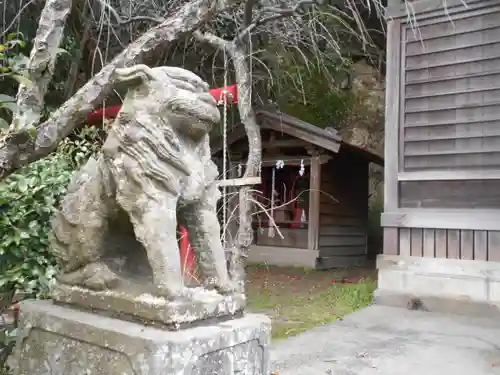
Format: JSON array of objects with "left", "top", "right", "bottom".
[
  {"left": 58, "top": 262, "right": 121, "bottom": 290},
  {"left": 154, "top": 284, "right": 192, "bottom": 300},
  {"left": 208, "top": 279, "right": 239, "bottom": 295}
]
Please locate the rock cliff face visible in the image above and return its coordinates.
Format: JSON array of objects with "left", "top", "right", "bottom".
[
  {"left": 340, "top": 60, "right": 385, "bottom": 254},
  {"left": 339, "top": 59, "right": 384, "bottom": 199},
  {"left": 339, "top": 59, "right": 385, "bottom": 156}
]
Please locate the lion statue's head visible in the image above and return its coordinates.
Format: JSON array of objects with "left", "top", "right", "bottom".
[
  {"left": 114, "top": 64, "right": 221, "bottom": 141},
  {"left": 101, "top": 65, "right": 221, "bottom": 198}
]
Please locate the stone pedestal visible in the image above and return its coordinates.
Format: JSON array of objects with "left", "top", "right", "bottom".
[
  {"left": 51, "top": 281, "right": 246, "bottom": 329},
  {"left": 11, "top": 300, "right": 271, "bottom": 375}
]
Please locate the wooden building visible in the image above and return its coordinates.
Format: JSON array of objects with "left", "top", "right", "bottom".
[
  {"left": 211, "top": 109, "right": 383, "bottom": 269},
  {"left": 377, "top": 0, "right": 500, "bottom": 314}
]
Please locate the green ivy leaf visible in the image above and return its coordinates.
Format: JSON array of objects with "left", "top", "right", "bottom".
[
  {"left": 0, "top": 117, "right": 9, "bottom": 129},
  {"left": 27, "top": 125, "right": 37, "bottom": 137},
  {"left": 10, "top": 74, "right": 34, "bottom": 88},
  {"left": 6, "top": 39, "right": 25, "bottom": 49},
  {"left": 7, "top": 32, "right": 24, "bottom": 41},
  {"left": 0, "top": 126, "right": 102, "bottom": 298},
  {"left": 0, "top": 94, "right": 17, "bottom": 114},
  {"left": 55, "top": 48, "right": 69, "bottom": 56},
  {"left": 9, "top": 54, "right": 30, "bottom": 73},
  {"left": 0, "top": 94, "right": 16, "bottom": 103},
  {"left": 16, "top": 177, "right": 28, "bottom": 193}
]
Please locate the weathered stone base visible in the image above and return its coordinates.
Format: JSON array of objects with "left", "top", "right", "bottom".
[
  {"left": 52, "top": 281, "right": 245, "bottom": 329},
  {"left": 11, "top": 300, "right": 271, "bottom": 375},
  {"left": 375, "top": 255, "right": 500, "bottom": 317}
]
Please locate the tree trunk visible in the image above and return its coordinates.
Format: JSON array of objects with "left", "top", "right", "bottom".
[
  {"left": 0, "top": 0, "right": 220, "bottom": 181},
  {"left": 12, "top": 0, "right": 72, "bottom": 131},
  {"left": 194, "top": 31, "right": 262, "bottom": 290},
  {"left": 229, "top": 44, "right": 261, "bottom": 288}
]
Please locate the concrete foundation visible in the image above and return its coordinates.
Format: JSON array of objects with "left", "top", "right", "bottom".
[
  {"left": 11, "top": 300, "right": 271, "bottom": 375},
  {"left": 375, "top": 255, "right": 500, "bottom": 317}
]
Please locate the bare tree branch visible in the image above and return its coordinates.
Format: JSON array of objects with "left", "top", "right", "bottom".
[
  {"left": 12, "top": 0, "right": 72, "bottom": 131},
  {"left": 194, "top": 30, "right": 260, "bottom": 178},
  {"left": 194, "top": 29, "right": 261, "bottom": 288},
  {"left": 95, "top": 0, "right": 165, "bottom": 26},
  {"left": 0, "top": 0, "right": 222, "bottom": 181}
]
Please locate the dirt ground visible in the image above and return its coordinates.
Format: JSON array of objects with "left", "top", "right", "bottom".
[{"left": 245, "top": 264, "right": 378, "bottom": 340}]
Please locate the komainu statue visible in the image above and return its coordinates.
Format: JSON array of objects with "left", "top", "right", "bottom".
[{"left": 50, "top": 65, "right": 242, "bottom": 326}]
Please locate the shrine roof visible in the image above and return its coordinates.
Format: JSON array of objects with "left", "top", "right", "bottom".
[{"left": 211, "top": 108, "right": 384, "bottom": 166}]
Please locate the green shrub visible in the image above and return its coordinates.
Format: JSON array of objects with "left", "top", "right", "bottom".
[{"left": 0, "top": 127, "right": 103, "bottom": 299}]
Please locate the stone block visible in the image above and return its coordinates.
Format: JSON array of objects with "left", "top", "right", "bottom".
[
  {"left": 11, "top": 300, "right": 271, "bottom": 375},
  {"left": 51, "top": 281, "right": 245, "bottom": 329}
]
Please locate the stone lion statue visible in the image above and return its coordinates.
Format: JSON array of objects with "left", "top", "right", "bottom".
[{"left": 51, "top": 64, "right": 234, "bottom": 299}]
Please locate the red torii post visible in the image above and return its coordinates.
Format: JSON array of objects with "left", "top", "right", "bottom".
[{"left": 85, "top": 84, "right": 238, "bottom": 280}]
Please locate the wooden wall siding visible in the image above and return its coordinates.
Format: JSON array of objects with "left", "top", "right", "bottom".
[
  {"left": 383, "top": 227, "right": 500, "bottom": 261},
  {"left": 256, "top": 228, "right": 308, "bottom": 248},
  {"left": 388, "top": 1, "right": 494, "bottom": 24},
  {"left": 318, "top": 154, "right": 369, "bottom": 259},
  {"left": 400, "top": 9, "right": 500, "bottom": 172},
  {"left": 399, "top": 180, "right": 500, "bottom": 209}
]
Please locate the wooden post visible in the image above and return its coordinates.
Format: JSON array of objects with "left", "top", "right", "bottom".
[
  {"left": 382, "top": 18, "right": 402, "bottom": 257},
  {"left": 384, "top": 18, "right": 401, "bottom": 213},
  {"left": 307, "top": 150, "right": 321, "bottom": 251}
]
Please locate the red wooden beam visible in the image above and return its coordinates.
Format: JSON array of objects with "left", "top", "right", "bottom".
[
  {"left": 210, "top": 84, "right": 238, "bottom": 105},
  {"left": 86, "top": 105, "right": 121, "bottom": 125},
  {"left": 86, "top": 84, "right": 238, "bottom": 125}
]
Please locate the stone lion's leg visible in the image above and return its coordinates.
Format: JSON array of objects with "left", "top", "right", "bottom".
[
  {"left": 123, "top": 194, "right": 187, "bottom": 298},
  {"left": 57, "top": 262, "right": 120, "bottom": 290},
  {"left": 54, "top": 158, "right": 120, "bottom": 290},
  {"left": 178, "top": 185, "right": 234, "bottom": 294}
]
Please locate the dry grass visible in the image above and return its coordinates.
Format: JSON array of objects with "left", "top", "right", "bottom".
[{"left": 245, "top": 264, "right": 377, "bottom": 340}]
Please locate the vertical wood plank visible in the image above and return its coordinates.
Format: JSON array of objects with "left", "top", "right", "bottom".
[
  {"left": 383, "top": 228, "right": 399, "bottom": 255},
  {"left": 488, "top": 231, "right": 500, "bottom": 262},
  {"left": 398, "top": 25, "right": 407, "bottom": 174},
  {"left": 460, "top": 230, "right": 474, "bottom": 260},
  {"left": 423, "top": 228, "right": 435, "bottom": 258},
  {"left": 435, "top": 229, "right": 448, "bottom": 259},
  {"left": 473, "top": 230, "right": 488, "bottom": 261},
  {"left": 447, "top": 230, "right": 460, "bottom": 259},
  {"left": 384, "top": 19, "right": 402, "bottom": 212},
  {"left": 386, "top": 0, "right": 400, "bottom": 15},
  {"left": 399, "top": 228, "right": 411, "bottom": 256},
  {"left": 410, "top": 228, "right": 423, "bottom": 257},
  {"left": 307, "top": 155, "right": 321, "bottom": 250}
]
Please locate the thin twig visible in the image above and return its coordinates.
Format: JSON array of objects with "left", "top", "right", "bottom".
[
  {"left": 236, "top": 0, "right": 318, "bottom": 41},
  {"left": 0, "top": 0, "right": 38, "bottom": 38},
  {"left": 95, "top": 0, "right": 165, "bottom": 26}
]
